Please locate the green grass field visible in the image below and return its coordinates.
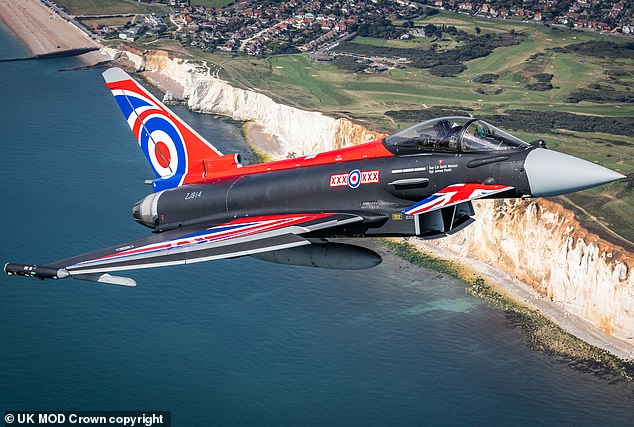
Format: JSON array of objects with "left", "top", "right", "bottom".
[
  {"left": 190, "top": 0, "right": 233, "bottom": 8},
  {"left": 79, "top": 16, "right": 133, "bottom": 28},
  {"left": 162, "top": 12, "right": 633, "bottom": 243},
  {"left": 352, "top": 35, "right": 440, "bottom": 50},
  {"left": 55, "top": 0, "right": 164, "bottom": 15},
  {"left": 415, "top": 11, "right": 527, "bottom": 34}
]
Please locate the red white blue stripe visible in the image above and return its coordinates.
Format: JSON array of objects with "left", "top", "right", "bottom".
[
  {"left": 402, "top": 183, "right": 513, "bottom": 215},
  {"left": 104, "top": 68, "right": 222, "bottom": 192},
  {"left": 69, "top": 214, "right": 331, "bottom": 268}
]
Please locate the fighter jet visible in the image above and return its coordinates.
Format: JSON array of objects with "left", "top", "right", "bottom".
[{"left": 4, "top": 68, "right": 625, "bottom": 286}]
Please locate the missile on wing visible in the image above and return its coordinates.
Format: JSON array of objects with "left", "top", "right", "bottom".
[{"left": 4, "top": 263, "right": 70, "bottom": 280}]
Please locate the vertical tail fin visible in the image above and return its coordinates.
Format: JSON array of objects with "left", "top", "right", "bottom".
[{"left": 102, "top": 67, "right": 223, "bottom": 191}]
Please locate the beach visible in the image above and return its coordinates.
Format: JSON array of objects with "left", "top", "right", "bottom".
[
  {"left": 0, "top": 0, "right": 103, "bottom": 63},
  {"left": 0, "top": 0, "right": 631, "bottom": 366},
  {"left": 414, "top": 240, "right": 634, "bottom": 361}
]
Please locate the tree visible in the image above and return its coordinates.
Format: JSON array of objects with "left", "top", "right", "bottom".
[
  {"left": 475, "top": 26, "right": 481, "bottom": 34},
  {"left": 424, "top": 23, "right": 438, "bottom": 36}
]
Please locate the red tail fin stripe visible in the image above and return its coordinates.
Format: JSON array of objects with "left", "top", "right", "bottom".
[
  {"left": 109, "top": 88, "right": 162, "bottom": 140},
  {"left": 132, "top": 108, "right": 167, "bottom": 141},
  {"left": 107, "top": 80, "right": 223, "bottom": 158},
  {"left": 110, "top": 88, "right": 161, "bottom": 108}
]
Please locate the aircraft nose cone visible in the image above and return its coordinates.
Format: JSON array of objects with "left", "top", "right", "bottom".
[{"left": 525, "top": 148, "right": 625, "bottom": 197}]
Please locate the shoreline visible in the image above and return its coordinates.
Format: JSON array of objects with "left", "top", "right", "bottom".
[
  {"left": 412, "top": 240, "right": 634, "bottom": 362},
  {"left": 242, "top": 121, "right": 277, "bottom": 163},
  {"left": 2, "top": 1, "right": 631, "bottom": 364},
  {"left": 383, "top": 239, "right": 634, "bottom": 380},
  {"left": 0, "top": 0, "right": 106, "bottom": 64}
]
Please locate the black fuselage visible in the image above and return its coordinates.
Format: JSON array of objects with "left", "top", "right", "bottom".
[{"left": 145, "top": 148, "right": 533, "bottom": 238}]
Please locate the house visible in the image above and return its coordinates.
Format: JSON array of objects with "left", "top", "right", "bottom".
[{"left": 459, "top": 2, "right": 473, "bottom": 11}]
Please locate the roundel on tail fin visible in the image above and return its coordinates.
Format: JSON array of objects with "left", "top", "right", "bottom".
[
  {"left": 138, "top": 114, "right": 187, "bottom": 180},
  {"left": 103, "top": 67, "right": 223, "bottom": 191}
]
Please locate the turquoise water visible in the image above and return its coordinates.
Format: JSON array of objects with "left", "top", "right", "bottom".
[{"left": 1, "top": 25, "right": 633, "bottom": 425}]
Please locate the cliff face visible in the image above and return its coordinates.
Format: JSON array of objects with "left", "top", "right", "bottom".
[
  {"left": 186, "top": 77, "right": 386, "bottom": 155},
  {"left": 188, "top": 76, "right": 341, "bottom": 155},
  {"left": 112, "top": 49, "right": 384, "bottom": 156},
  {"left": 109, "top": 48, "right": 633, "bottom": 348},
  {"left": 428, "top": 199, "right": 633, "bottom": 344},
  {"left": 334, "top": 119, "right": 388, "bottom": 150}
]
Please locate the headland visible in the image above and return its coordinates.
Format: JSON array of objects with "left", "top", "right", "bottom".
[{"left": 0, "top": 0, "right": 104, "bottom": 63}]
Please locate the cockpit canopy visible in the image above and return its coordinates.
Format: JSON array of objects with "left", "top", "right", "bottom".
[{"left": 383, "top": 117, "right": 531, "bottom": 155}]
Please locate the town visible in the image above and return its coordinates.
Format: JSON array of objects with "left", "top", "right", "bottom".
[
  {"left": 170, "top": 0, "right": 422, "bottom": 55},
  {"left": 55, "top": 0, "right": 632, "bottom": 57}
]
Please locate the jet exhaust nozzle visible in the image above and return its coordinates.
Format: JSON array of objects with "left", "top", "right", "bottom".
[
  {"left": 133, "top": 191, "right": 164, "bottom": 228},
  {"left": 525, "top": 148, "right": 626, "bottom": 197},
  {"left": 251, "top": 242, "right": 382, "bottom": 270}
]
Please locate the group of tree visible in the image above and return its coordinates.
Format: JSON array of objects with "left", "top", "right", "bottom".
[
  {"left": 553, "top": 41, "right": 634, "bottom": 59},
  {"left": 335, "top": 31, "right": 521, "bottom": 77},
  {"left": 332, "top": 56, "right": 370, "bottom": 73},
  {"left": 412, "top": 0, "right": 623, "bottom": 24},
  {"left": 525, "top": 73, "right": 554, "bottom": 91},
  {"left": 565, "top": 88, "right": 634, "bottom": 104},
  {"left": 385, "top": 106, "right": 475, "bottom": 122},
  {"left": 484, "top": 110, "right": 634, "bottom": 137},
  {"left": 385, "top": 108, "right": 634, "bottom": 143},
  {"left": 473, "top": 73, "right": 499, "bottom": 84},
  {"left": 348, "top": 6, "right": 436, "bottom": 39},
  {"left": 353, "top": 18, "right": 406, "bottom": 39},
  {"left": 266, "top": 40, "right": 299, "bottom": 55}
]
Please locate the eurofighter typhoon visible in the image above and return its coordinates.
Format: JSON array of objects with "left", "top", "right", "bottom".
[{"left": 4, "top": 68, "right": 625, "bottom": 286}]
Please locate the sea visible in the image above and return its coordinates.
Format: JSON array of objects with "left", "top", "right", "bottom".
[{"left": 0, "top": 24, "right": 633, "bottom": 426}]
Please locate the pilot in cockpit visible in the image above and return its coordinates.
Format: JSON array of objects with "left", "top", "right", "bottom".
[
  {"left": 383, "top": 117, "right": 532, "bottom": 155},
  {"left": 434, "top": 120, "right": 452, "bottom": 139},
  {"left": 434, "top": 120, "right": 462, "bottom": 148}
]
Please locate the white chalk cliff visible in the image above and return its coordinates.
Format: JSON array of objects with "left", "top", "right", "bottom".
[
  {"left": 108, "top": 48, "right": 633, "bottom": 352},
  {"left": 429, "top": 199, "right": 633, "bottom": 345},
  {"left": 108, "top": 49, "right": 383, "bottom": 157}
]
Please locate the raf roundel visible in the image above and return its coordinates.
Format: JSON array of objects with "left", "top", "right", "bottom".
[
  {"left": 111, "top": 87, "right": 188, "bottom": 184},
  {"left": 154, "top": 141, "right": 171, "bottom": 168},
  {"left": 348, "top": 169, "right": 361, "bottom": 189},
  {"left": 138, "top": 114, "right": 187, "bottom": 180}
]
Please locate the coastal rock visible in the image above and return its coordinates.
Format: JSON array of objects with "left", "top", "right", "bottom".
[
  {"left": 185, "top": 74, "right": 386, "bottom": 155},
  {"left": 334, "top": 119, "right": 388, "bottom": 150},
  {"left": 427, "top": 199, "right": 634, "bottom": 344},
  {"left": 103, "top": 46, "right": 145, "bottom": 72}
]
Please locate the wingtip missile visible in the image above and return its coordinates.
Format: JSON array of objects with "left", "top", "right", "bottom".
[
  {"left": 4, "top": 263, "right": 70, "bottom": 280},
  {"left": 4, "top": 263, "right": 136, "bottom": 287}
]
